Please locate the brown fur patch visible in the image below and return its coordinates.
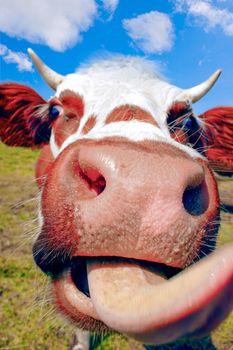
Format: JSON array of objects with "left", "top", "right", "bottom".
[
  {"left": 82, "top": 116, "right": 97, "bottom": 135},
  {"left": 59, "top": 90, "right": 84, "bottom": 117},
  {"left": 51, "top": 91, "right": 85, "bottom": 147},
  {"left": 105, "top": 105, "right": 159, "bottom": 127}
]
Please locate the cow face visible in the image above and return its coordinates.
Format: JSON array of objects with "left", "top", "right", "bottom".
[{"left": 0, "top": 50, "right": 233, "bottom": 345}]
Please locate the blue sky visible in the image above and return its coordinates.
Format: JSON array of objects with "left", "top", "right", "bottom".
[{"left": 0, "top": 0, "right": 232, "bottom": 115}]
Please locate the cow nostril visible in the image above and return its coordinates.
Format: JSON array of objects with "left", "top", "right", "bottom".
[
  {"left": 78, "top": 165, "right": 106, "bottom": 196},
  {"left": 182, "top": 180, "right": 209, "bottom": 216}
]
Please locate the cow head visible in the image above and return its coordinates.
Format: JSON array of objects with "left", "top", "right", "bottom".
[{"left": 0, "top": 49, "right": 233, "bottom": 345}]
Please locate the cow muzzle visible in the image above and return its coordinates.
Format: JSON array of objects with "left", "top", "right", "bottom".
[{"left": 33, "top": 138, "right": 233, "bottom": 344}]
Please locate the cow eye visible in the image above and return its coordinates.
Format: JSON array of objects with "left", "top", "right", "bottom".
[
  {"left": 167, "top": 104, "right": 204, "bottom": 153},
  {"left": 182, "top": 115, "right": 200, "bottom": 133},
  {"left": 182, "top": 116, "right": 205, "bottom": 152},
  {"left": 49, "top": 105, "right": 63, "bottom": 120}
]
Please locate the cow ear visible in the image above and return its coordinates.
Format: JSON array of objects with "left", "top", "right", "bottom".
[
  {"left": 0, "top": 83, "right": 53, "bottom": 147},
  {"left": 199, "top": 107, "right": 233, "bottom": 177}
]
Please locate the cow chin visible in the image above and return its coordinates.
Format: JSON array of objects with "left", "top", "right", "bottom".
[
  {"left": 50, "top": 244, "right": 233, "bottom": 345},
  {"left": 33, "top": 138, "right": 233, "bottom": 345}
]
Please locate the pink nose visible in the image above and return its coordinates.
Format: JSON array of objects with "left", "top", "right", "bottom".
[
  {"left": 60, "top": 140, "right": 208, "bottom": 217},
  {"left": 42, "top": 138, "right": 217, "bottom": 267}
]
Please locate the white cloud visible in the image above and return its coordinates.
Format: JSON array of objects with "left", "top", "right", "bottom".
[
  {"left": 122, "top": 11, "right": 174, "bottom": 54},
  {"left": 0, "top": 44, "right": 33, "bottom": 72},
  {"left": 175, "top": 0, "right": 233, "bottom": 36},
  {"left": 0, "top": 0, "right": 97, "bottom": 52},
  {"left": 101, "top": 0, "right": 119, "bottom": 14},
  {"left": 0, "top": 44, "right": 7, "bottom": 55}
]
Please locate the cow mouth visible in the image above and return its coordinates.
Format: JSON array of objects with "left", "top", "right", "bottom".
[
  {"left": 70, "top": 256, "right": 182, "bottom": 298},
  {"left": 53, "top": 245, "right": 233, "bottom": 344}
]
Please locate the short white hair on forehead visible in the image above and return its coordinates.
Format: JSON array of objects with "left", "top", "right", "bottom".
[
  {"left": 56, "top": 55, "right": 186, "bottom": 124},
  {"left": 76, "top": 55, "right": 164, "bottom": 79},
  {"left": 49, "top": 56, "right": 202, "bottom": 160}
]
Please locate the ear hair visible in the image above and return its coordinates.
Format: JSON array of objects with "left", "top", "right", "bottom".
[
  {"left": 199, "top": 107, "right": 233, "bottom": 176},
  {"left": 0, "top": 83, "right": 52, "bottom": 147},
  {"left": 28, "top": 103, "right": 51, "bottom": 145}
]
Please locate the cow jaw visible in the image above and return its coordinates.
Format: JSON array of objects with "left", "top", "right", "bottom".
[{"left": 53, "top": 244, "right": 233, "bottom": 345}]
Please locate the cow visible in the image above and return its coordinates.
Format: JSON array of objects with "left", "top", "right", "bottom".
[{"left": 0, "top": 49, "right": 233, "bottom": 350}]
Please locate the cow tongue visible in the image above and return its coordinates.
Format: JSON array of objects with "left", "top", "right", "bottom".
[{"left": 86, "top": 244, "right": 233, "bottom": 345}]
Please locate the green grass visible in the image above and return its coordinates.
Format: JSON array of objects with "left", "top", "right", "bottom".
[
  {"left": 0, "top": 142, "right": 232, "bottom": 350},
  {"left": 0, "top": 256, "right": 73, "bottom": 350},
  {"left": 0, "top": 143, "right": 75, "bottom": 350}
]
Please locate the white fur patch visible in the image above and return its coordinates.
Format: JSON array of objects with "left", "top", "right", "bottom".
[
  {"left": 59, "top": 120, "right": 202, "bottom": 160},
  {"left": 50, "top": 130, "right": 60, "bottom": 158},
  {"left": 51, "top": 56, "right": 198, "bottom": 159}
]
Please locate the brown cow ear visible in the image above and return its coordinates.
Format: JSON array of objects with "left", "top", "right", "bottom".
[
  {"left": 199, "top": 107, "right": 233, "bottom": 177},
  {"left": 0, "top": 83, "right": 53, "bottom": 147}
]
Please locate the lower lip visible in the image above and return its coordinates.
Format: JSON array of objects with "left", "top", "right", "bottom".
[
  {"left": 52, "top": 245, "right": 233, "bottom": 339},
  {"left": 53, "top": 271, "right": 99, "bottom": 320}
]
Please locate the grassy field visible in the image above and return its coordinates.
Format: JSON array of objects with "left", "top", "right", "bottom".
[{"left": 0, "top": 142, "right": 232, "bottom": 350}]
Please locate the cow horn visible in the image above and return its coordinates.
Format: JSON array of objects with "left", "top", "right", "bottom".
[
  {"left": 28, "top": 48, "right": 64, "bottom": 90},
  {"left": 186, "top": 69, "right": 222, "bottom": 103}
]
